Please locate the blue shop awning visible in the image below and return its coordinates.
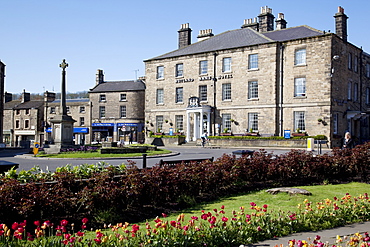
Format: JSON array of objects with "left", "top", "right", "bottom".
[
  {"left": 74, "top": 127, "right": 89, "bottom": 133},
  {"left": 46, "top": 127, "right": 89, "bottom": 133}
]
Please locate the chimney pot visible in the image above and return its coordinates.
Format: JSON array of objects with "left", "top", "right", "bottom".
[
  {"left": 178, "top": 23, "right": 192, "bottom": 49},
  {"left": 197, "top": 29, "right": 214, "bottom": 42},
  {"left": 334, "top": 6, "right": 348, "bottom": 42},
  {"left": 258, "top": 6, "right": 275, "bottom": 32},
  {"left": 96, "top": 69, "right": 104, "bottom": 85},
  {"left": 276, "top": 13, "right": 287, "bottom": 30}
]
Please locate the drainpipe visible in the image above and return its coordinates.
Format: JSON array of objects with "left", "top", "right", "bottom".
[
  {"left": 278, "top": 43, "right": 285, "bottom": 136},
  {"left": 212, "top": 52, "right": 218, "bottom": 136}
]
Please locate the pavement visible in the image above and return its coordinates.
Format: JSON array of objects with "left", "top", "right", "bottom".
[{"left": 249, "top": 221, "right": 370, "bottom": 246}]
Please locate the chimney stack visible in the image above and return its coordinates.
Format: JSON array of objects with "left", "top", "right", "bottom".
[
  {"left": 197, "top": 29, "right": 214, "bottom": 42},
  {"left": 96, "top": 69, "right": 104, "bottom": 85},
  {"left": 334, "top": 6, "right": 348, "bottom": 42},
  {"left": 258, "top": 6, "right": 274, "bottom": 32},
  {"left": 21, "top": 89, "right": 30, "bottom": 103},
  {"left": 241, "top": 17, "right": 259, "bottom": 31},
  {"left": 275, "top": 13, "right": 287, "bottom": 30},
  {"left": 44, "top": 91, "right": 56, "bottom": 103},
  {"left": 4, "top": 92, "right": 12, "bottom": 103},
  {"left": 178, "top": 23, "right": 192, "bottom": 49}
]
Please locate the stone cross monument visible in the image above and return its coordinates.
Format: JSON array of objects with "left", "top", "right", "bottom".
[{"left": 45, "top": 59, "right": 76, "bottom": 154}]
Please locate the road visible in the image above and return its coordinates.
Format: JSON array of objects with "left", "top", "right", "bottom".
[{"left": 0, "top": 146, "right": 329, "bottom": 172}]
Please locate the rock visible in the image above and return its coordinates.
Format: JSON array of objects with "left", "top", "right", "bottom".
[{"left": 265, "top": 187, "right": 312, "bottom": 195}]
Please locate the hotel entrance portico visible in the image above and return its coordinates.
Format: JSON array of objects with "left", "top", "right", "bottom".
[{"left": 186, "top": 97, "right": 212, "bottom": 142}]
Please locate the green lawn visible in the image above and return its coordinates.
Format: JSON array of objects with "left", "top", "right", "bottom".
[
  {"left": 142, "top": 182, "right": 370, "bottom": 225},
  {"left": 36, "top": 148, "right": 171, "bottom": 158}
]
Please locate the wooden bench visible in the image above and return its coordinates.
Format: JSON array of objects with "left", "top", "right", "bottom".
[
  {"left": 159, "top": 157, "right": 214, "bottom": 167},
  {"left": 0, "top": 161, "right": 19, "bottom": 174}
]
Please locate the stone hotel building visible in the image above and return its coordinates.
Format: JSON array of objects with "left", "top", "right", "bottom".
[{"left": 144, "top": 6, "right": 370, "bottom": 147}]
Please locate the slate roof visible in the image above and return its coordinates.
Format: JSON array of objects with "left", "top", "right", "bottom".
[
  {"left": 51, "top": 98, "right": 90, "bottom": 104},
  {"left": 89, "top": 80, "right": 146, "bottom": 93},
  {"left": 147, "top": 25, "right": 324, "bottom": 61},
  {"left": 3, "top": 100, "right": 43, "bottom": 110},
  {"left": 4, "top": 100, "right": 21, "bottom": 110}
]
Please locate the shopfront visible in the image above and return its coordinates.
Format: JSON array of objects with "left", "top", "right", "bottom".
[{"left": 91, "top": 122, "right": 145, "bottom": 144}]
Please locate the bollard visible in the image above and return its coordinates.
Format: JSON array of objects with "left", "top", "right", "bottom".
[
  {"left": 142, "top": 153, "right": 147, "bottom": 169},
  {"left": 317, "top": 140, "right": 322, "bottom": 155},
  {"left": 307, "top": 138, "right": 315, "bottom": 151}
]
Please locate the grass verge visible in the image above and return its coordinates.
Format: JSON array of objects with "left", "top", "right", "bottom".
[{"left": 135, "top": 182, "right": 370, "bottom": 229}]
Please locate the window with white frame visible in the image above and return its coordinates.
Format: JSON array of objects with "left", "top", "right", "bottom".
[
  {"left": 120, "top": 93, "right": 127, "bottom": 101},
  {"left": 294, "top": 111, "right": 306, "bottom": 132},
  {"left": 354, "top": 56, "right": 358, "bottom": 73},
  {"left": 367, "top": 87, "right": 370, "bottom": 105},
  {"left": 175, "top": 87, "right": 183, "bottom": 103},
  {"left": 199, "top": 60, "right": 208, "bottom": 75},
  {"left": 99, "top": 106, "right": 106, "bottom": 118},
  {"left": 66, "top": 106, "right": 70, "bottom": 113},
  {"left": 156, "top": 89, "right": 164, "bottom": 104},
  {"left": 333, "top": 113, "right": 338, "bottom": 135},
  {"left": 222, "top": 83, "right": 231, "bottom": 101},
  {"left": 120, "top": 105, "right": 127, "bottom": 118},
  {"left": 347, "top": 82, "right": 352, "bottom": 100},
  {"left": 175, "top": 63, "right": 183, "bottom": 77},
  {"left": 222, "top": 57, "right": 231, "bottom": 72},
  {"left": 294, "top": 77, "right": 306, "bottom": 97},
  {"left": 294, "top": 49, "right": 306, "bottom": 65},
  {"left": 156, "top": 116, "right": 163, "bottom": 132},
  {"left": 25, "top": 109, "right": 30, "bottom": 115},
  {"left": 348, "top": 53, "right": 352, "bottom": 70},
  {"left": 199, "top": 85, "right": 207, "bottom": 102},
  {"left": 248, "top": 54, "right": 259, "bottom": 69},
  {"left": 50, "top": 107, "right": 55, "bottom": 114},
  {"left": 175, "top": 115, "right": 183, "bottom": 132},
  {"left": 99, "top": 94, "right": 106, "bottom": 102},
  {"left": 354, "top": 83, "right": 358, "bottom": 102},
  {"left": 15, "top": 120, "right": 20, "bottom": 129},
  {"left": 248, "top": 81, "right": 258, "bottom": 99},
  {"left": 156, "top": 66, "right": 164, "bottom": 79},
  {"left": 248, "top": 113, "right": 258, "bottom": 131},
  {"left": 222, "top": 114, "right": 231, "bottom": 132},
  {"left": 80, "top": 117, "right": 85, "bottom": 126},
  {"left": 79, "top": 106, "right": 85, "bottom": 113}
]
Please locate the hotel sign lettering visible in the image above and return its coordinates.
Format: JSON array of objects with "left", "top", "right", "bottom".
[{"left": 176, "top": 74, "right": 233, "bottom": 83}]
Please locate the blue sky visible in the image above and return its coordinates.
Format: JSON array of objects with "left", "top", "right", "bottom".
[{"left": 1, "top": 0, "right": 369, "bottom": 94}]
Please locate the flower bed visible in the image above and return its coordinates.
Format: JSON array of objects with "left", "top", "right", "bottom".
[{"left": 0, "top": 194, "right": 369, "bottom": 246}]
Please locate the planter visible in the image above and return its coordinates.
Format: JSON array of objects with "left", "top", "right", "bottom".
[
  {"left": 245, "top": 133, "right": 259, "bottom": 136},
  {"left": 292, "top": 133, "right": 306, "bottom": 137},
  {"left": 220, "top": 133, "right": 232, "bottom": 136}
]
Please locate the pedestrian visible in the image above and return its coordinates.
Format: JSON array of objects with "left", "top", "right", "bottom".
[
  {"left": 129, "top": 132, "right": 133, "bottom": 144},
  {"left": 342, "top": 132, "right": 354, "bottom": 149},
  {"left": 201, "top": 132, "right": 209, "bottom": 147}
]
